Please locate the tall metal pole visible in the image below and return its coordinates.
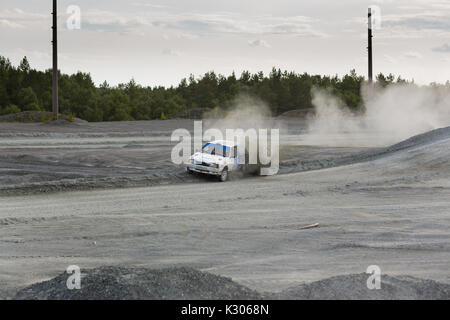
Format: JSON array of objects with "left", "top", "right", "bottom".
[
  {"left": 368, "top": 7, "right": 373, "bottom": 83},
  {"left": 52, "top": 0, "right": 59, "bottom": 119}
]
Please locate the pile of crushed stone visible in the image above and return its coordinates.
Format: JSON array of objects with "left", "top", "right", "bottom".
[
  {"left": 13, "top": 266, "right": 262, "bottom": 300},
  {"left": 13, "top": 266, "right": 450, "bottom": 300},
  {"left": 281, "top": 126, "right": 450, "bottom": 173},
  {"left": 277, "top": 273, "right": 450, "bottom": 300}
]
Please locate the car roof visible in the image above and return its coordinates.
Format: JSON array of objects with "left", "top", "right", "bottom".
[{"left": 207, "top": 140, "right": 237, "bottom": 147}]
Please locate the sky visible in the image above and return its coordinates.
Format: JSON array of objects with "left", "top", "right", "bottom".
[{"left": 1, "top": 0, "right": 449, "bottom": 86}]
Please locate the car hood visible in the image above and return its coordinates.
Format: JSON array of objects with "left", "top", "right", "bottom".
[{"left": 192, "top": 152, "right": 223, "bottom": 164}]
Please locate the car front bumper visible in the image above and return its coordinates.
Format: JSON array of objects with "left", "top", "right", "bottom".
[{"left": 187, "top": 163, "right": 221, "bottom": 176}]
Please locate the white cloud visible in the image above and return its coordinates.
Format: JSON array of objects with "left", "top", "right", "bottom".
[
  {"left": 403, "top": 51, "right": 422, "bottom": 59},
  {"left": 248, "top": 39, "right": 271, "bottom": 48},
  {"left": 80, "top": 10, "right": 149, "bottom": 34},
  {"left": 155, "top": 13, "right": 263, "bottom": 35},
  {"left": 0, "top": 18, "right": 24, "bottom": 29},
  {"left": 382, "top": 11, "right": 450, "bottom": 37},
  {"left": 383, "top": 54, "right": 398, "bottom": 64},
  {"left": 432, "top": 43, "right": 450, "bottom": 53},
  {"left": 162, "top": 48, "right": 181, "bottom": 56},
  {"left": 0, "top": 8, "right": 46, "bottom": 23},
  {"left": 0, "top": 6, "right": 326, "bottom": 38},
  {"left": 75, "top": 10, "right": 326, "bottom": 37},
  {"left": 176, "top": 33, "right": 199, "bottom": 40},
  {"left": 352, "top": 9, "right": 450, "bottom": 39}
]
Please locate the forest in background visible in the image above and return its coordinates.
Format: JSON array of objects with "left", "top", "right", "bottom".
[{"left": 1, "top": 55, "right": 447, "bottom": 122}]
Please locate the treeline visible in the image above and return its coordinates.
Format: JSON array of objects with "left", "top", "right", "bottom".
[{"left": 0, "top": 55, "right": 417, "bottom": 121}]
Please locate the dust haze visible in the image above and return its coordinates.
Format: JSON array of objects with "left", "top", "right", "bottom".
[
  {"left": 305, "top": 83, "right": 450, "bottom": 147},
  {"left": 203, "top": 94, "right": 279, "bottom": 135},
  {"left": 203, "top": 94, "right": 284, "bottom": 153}
]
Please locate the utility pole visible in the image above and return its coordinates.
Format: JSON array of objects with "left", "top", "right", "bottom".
[
  {"left": 368, "top": 7, "right": 373, "bottom": 83},
  {"left": 52, "top": 0, "right": 59, "bottom": 120}
]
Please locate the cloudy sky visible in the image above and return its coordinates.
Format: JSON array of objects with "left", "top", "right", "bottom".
[{"left": 1, "top": 0, "right": 449, "bottom": 86}]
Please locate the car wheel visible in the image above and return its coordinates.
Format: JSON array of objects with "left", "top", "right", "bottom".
[
  {"left": 219, "top": 167, "right": 228, "bottom": 182},
  {"left": 187, "top": 168, "right": 193, "bottom": 174}
]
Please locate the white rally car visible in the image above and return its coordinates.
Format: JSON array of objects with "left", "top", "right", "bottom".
[{"left": 187, "top": 140, "right": 248, "bottom": 182}]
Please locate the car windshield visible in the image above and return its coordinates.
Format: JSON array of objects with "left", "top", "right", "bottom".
[{"left": 202, "top": 143, "right": 230, "bottom": 157}]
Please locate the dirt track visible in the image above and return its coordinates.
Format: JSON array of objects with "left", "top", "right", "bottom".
[
  {"left": 0, "top": 120, "right": 449, "bottom": 299},
  {"left": 0, "top": 119, "right": 371, "bottom": 194}
]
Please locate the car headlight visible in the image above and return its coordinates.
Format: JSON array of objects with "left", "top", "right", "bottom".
[{"left": 190, "top": 159, "right": 194, "bottom": 164}]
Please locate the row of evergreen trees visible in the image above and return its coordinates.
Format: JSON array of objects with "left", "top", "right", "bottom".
[{"left": 0, "top": 55, "right": 416, "bottom": 121}]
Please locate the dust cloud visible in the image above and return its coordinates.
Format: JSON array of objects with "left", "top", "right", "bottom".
[
  {"left": 304, "top": 83, "right": 450, "bottom": 147},
  {"left": 202, "top": 94, "right": 284, "bottom": 151},
  {"left": 203, "top": 94, "right": 275, "bottom": 135}
]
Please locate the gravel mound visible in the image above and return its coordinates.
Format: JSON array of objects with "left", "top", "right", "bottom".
[
  {"left": 281, "top": 126, "right": 450, "bottom": 173},
  {"left": 13, "top": 267, "right": 450, "bottom": 300},
  {"left": 278, "top": 273, "right": 450, "bottom": 300},
  {"left": 13, "top": 266, "right": 262, "bottom": 300}
]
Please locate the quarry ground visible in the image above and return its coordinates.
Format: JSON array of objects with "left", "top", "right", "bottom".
[{"left": 0, "top": 119, "right": 449, "bottom": 299}]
